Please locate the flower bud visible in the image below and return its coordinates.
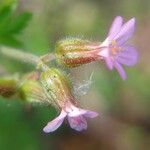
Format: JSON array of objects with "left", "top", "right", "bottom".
[
  {"left": 55, "top": 38, "right": 101, "bottom": 67},
  {"left": 19, "top": 72, "right": 48, "bottom": 104},
  {"left": 40, "top": 68, "right": 74, "bottom": 109},
  {"left": 19, "top": 80, "right": 45, "bottom": 103},
  {"left": 0, "top": 78, "right": 18, "bottom": 98}
]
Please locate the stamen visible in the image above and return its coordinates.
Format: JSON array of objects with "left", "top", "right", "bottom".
[
  {"left": 111, "top": 40, "right": 120, "bottom": 55},
  {"left": 111, "top": 40, "right": 117, "bottom": 46}
]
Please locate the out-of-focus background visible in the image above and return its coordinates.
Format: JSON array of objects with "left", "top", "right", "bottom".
[{"left": 0, "top": 0, "right": 150, "bottom": 150}]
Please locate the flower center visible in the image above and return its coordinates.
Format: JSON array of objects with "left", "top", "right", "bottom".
[{"left": 110, "top": 40, "right": 120, "bottom": 55}]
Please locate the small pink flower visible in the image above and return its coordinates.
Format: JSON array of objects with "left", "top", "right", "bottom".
[
  {"left": 99, "top": 16, "right": 138, "bottom": 80},
  {"left": 43, "top": 101, "right": 98, "bottom": 132}
]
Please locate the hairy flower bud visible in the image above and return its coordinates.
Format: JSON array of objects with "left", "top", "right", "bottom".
[
  {"left": 19, "top": 80, "right": 46, "bottom": 103},
  {"left": 40, "top": 68, "right": 74, "bottom": 108},
  {"left": 55, "top": 38, "right": 101, "bottom": 67},
  {"left": 19, "top": 72, "right": 48, "bottom": 104},
  {"left": 0, "top": 78, "right": 18, "bottom": 98}
]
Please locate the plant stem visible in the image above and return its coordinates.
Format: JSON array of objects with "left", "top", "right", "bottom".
[
  {"left": 40, "top": 53, "right": 55, "bottom": 63},
  {"left": 0, "top": 46, "right": 54, "bottom": 71},
  {"left": 0, "top": 46, "right": 39, "bottom": 66}
]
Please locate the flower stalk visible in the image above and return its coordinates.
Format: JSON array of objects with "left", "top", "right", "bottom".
[
  {"left": 0, "top": 46, "right": 39, "bottom": 66},
  {"left": 0, "top": 46, "right": 55, "bottom": 72}
]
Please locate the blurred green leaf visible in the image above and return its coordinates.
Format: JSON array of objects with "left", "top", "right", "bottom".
[
  {"left": 0, "top": 5, "right": 12, "bottom": 23},
  {"left": 0, "top": 36, "right": 23, "bottom": 47},
  {"left": 3, "top": 12, "right": 32, "bottom": 34},
  {"left": 0, "top": 4, "right": 32, "bottom": 47}
]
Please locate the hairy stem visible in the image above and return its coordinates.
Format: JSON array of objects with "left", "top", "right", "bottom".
[
  {"left": 40, "top": 53, "right": 55, "bottom": 63},
  {"left": 0, "top": 46, "right": 54, "bottom": 71},
  {"left": 0, "top": 46, "right": 39, "bottom": 65}
]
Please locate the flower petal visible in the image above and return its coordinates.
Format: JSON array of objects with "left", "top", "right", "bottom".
[
  {"left": 68, "top": 107, "right": 87, "bottom": 117},
  {"left": 116, "top": 45, "right": 138, "bottom": 66},
  {"left": 68, "top": 105, "right": 98, "bottom": 118},
  {"left": 98, "top": 47, "right": 109, "bottom": 58},
  {"left": 68, "top": 115, "right": 87, "bottom": 131},
  {"left": 43, "top": 110, "right": 67, "bottom": 133},
  {"left": 113, "top": 61, "right": 126, "bottom": 80},
  {"left": 115, "top": 18, "right": 135, "bottom": 45},
  {"left": 105, "top": 57, "right": 113, "bottom": 70},
  {"left": 84, "top": 110, "right": 98, "bottom": 118},
  {"left": 108, "top": 16, "right": 123, "bottom": 39}
]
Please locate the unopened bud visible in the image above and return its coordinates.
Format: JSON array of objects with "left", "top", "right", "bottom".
[
  {"left": 55, "top": 38, "right": 101, "bottom": 67},
  {"left": 0, "top": 78, "right": 18, "bottom": 98},
  {"left": 19, "top": 72, "right": 48, "bottom": 104}
]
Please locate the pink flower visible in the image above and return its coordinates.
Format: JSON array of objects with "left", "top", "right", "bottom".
[
  {"left": 41, "top": 68, "right": 98, "bottom": 133},
  {"left": 99, "top": 16, "right": 138, "bottom": 80},
  {"left": 43, "top": 101, "right": 98, "bottom": 132}
]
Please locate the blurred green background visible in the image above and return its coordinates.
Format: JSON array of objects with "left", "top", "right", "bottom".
[{"left": 0, "top": 0, "right": 150, "bottom": 150}]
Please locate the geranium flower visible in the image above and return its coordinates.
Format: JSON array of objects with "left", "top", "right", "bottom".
[
  {"left": 54, "top": 16, "right": 138, "bottom": 80},
  {"left": 99, "top": 16, "right": 138, "bottom": 80},
  {"left": 43, "top": 101, "right": 98, "bottom": 132},
  {"left": 41, "top": 68, "right": 98, "bottom": 133}
]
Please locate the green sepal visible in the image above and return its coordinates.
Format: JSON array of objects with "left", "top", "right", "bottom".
[{"left": 18, "top": 72, "right": 50, "bottom": 104}]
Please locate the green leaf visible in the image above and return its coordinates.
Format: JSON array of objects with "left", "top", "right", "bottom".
[
  {"left": 0, "top": 5, "right": 13, "bottom": 32},
  {"left": 0, "top": 4, "right": 32, "bottom": 47},
  {"left": 0, "top": 36, "right": 23, "bottom": 47},
  {"left": 0, "top": 9, "right": 32, "bottom": 35},
  {"left": 0, "top": 5, "right": 12, "bottom": 23},
  {"left": 4, "top": 12, "right": 32, "bottom": 34}
]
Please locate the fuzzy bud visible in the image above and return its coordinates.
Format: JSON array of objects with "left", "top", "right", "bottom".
[
  {"left": 0, "top": 78, "right": 18, "bottom": 98},
  {"left": 40, "top": 68, "right": 75, "bottom": 109},
  {"left": 55, "top": 38, "right": 101, "bottom": 67},
  {"left": 19, "top": 72, "right": 48, "bottom": 104}
]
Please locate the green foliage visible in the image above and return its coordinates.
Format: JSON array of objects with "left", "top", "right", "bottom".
[
  {"left": 95, "top": 69, "right": 122, "bottom": 110},
  {"left": 0, "top": 4, "right": 32, "bottom": 47},
  {"left": 0, "top": 98, "right": 54, "bottom": 150}
]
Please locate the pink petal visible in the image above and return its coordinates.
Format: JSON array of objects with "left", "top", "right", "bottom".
[
  {"left": 113, "top": 61, "right": 126, "bottom": 80},
  {"left": 68, "top": 106, "right": 98, "bottom": 118},
  {"left": 108, "top": 16, "right": 123, "bottom": 40},
  {"left": 116, "top": 45, "right": 138, "bottom": 66},
  {"left": 98, "top": 47, "right": 109, "bottom": 58},
  {"left": 68, "top": 115, "right": 87, "bottom": 131},
  {"left": 67, "top": 106, "right": 88, "bottom": 117},
  {"left": 43, "top": 110, "right": 67, "bottom": 133},
  {"left": 105, "top": 57, "right": 113, "bottom": 70},
  {"left": 68, "top": 109, "right": 87, "bottom": 117},
  {"left": 115, "top": 18, "right": 135, "bottom": 45},
  {"left": 84, "top": 110, "right": 98, "bottom": 118}
]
